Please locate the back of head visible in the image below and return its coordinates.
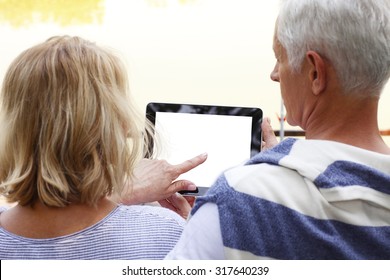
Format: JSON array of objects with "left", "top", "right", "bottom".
[
  {"left": 277, "top": 0, "right": 390, "bottom": 96},
  {"left": 0, "top": 36, "right": 145, "bottom": 207}
]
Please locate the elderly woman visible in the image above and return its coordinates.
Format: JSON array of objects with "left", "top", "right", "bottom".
[{"left": 0, "top": 36, "right": 206, "bottom": 259}]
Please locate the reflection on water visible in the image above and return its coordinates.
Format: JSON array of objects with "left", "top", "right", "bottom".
[
  {"left": 0, "top": 0, "right": 198, "bottom": 27},
  {"left": 0, "top": 0, "right": 105, "bottom": 27}
]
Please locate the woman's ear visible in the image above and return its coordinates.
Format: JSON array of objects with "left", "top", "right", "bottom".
[{"left": 306, "top": 51, "right": 327, "bottom": 95}]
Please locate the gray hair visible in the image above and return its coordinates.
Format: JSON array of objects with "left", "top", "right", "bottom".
[{"left": 277, "top": 0, "right": 390, "bottom": 96}]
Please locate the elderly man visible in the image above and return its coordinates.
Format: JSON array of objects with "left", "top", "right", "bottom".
[{"left": 166, "top": 0, "right": 390, "bottom": 259}]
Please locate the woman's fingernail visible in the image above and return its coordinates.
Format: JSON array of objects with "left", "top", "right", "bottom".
[{"left": 187, "top": 184, "right": 197, "bottom": 191}]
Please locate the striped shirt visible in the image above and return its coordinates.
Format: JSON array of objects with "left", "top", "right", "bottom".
[
  {"left": 0, "top": 204, "right": 185, "bottom": 259},
  {"left": 167, "top": 138, "right": 390, "bottom": 259}
]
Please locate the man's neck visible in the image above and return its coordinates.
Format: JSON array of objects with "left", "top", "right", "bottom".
[{"left": 304, "top": 94, "right": 390, "bottom": 154}]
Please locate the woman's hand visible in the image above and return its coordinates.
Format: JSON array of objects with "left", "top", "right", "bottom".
[
  {"left": 158, "top": 193, "right": 196, "bottom": 220},
  {"left": 118, "top": 153, "right": 207, "bottom": 206}
]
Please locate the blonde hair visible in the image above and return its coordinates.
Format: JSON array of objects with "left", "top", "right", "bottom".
[{"left": 0, "top": 36, "right": 149, "bottom": 207}]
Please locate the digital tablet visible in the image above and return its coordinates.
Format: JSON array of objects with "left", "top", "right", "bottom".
[{"left": 145, "top": 102, "right": 263, "bottom": 196}]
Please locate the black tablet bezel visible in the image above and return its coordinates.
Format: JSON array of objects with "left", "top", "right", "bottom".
[
  {"left": 145, "top": 102, "right": 263, "bottom": 195},
  {"left": 146, "top": 102, "right": 263, "bottom": 156}
]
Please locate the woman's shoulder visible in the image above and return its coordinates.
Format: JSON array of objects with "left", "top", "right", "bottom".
[
  {"left": 114, "top": 204, "right": 186, "bottom": 227},
  {"left": 0, "top": 206, "right": 9, "bottom": 214}
]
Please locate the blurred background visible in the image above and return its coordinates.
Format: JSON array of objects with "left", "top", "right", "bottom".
[
  {"left": 0, "top": 0, "right": 388, "bottom": 136},
  {"left": 1, "top": 0, "right": 389, "bottom": 136},
  {"left": 0, "top": 0, "right": 389, "bottom": 206},
  {"left": 0, "top": 0, "right": 389, "bottom": 209}
]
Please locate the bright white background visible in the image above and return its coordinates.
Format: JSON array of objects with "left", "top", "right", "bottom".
[{"left": 0, "top": 0, "right": 388, "bottom": 134}]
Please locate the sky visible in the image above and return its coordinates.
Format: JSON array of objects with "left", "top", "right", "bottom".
[{"left": 0, "top": 0, "right": 389, "bottom": 140}]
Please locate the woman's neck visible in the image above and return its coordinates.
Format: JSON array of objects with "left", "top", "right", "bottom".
[{"left": 0, "top": 197, "right": 118, "bottom": 238}]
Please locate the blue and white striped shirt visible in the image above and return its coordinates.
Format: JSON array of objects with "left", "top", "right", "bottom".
[
  {"left": 0, "top": 204, "right": 185, "bottom": 259},
  {"left": 168, "top": 138, "right": 390, "bottom": 259}
]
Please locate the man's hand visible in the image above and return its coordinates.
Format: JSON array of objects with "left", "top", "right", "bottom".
[{"left": 261, "top": 117, "right": 278, "bottom": 151}]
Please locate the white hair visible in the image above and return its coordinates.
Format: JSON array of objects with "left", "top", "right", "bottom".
[{"left": 277, "top": 0, "right": 390, "bottom": 96}]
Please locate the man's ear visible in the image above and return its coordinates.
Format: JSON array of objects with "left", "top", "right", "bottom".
[{"left": 305, "top": 51, "right": 327, "bottom": 95}]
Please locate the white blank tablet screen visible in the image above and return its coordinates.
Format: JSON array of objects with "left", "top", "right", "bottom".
[{"left": 154, "top": 112, "right": 253, "bottom": 187}]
